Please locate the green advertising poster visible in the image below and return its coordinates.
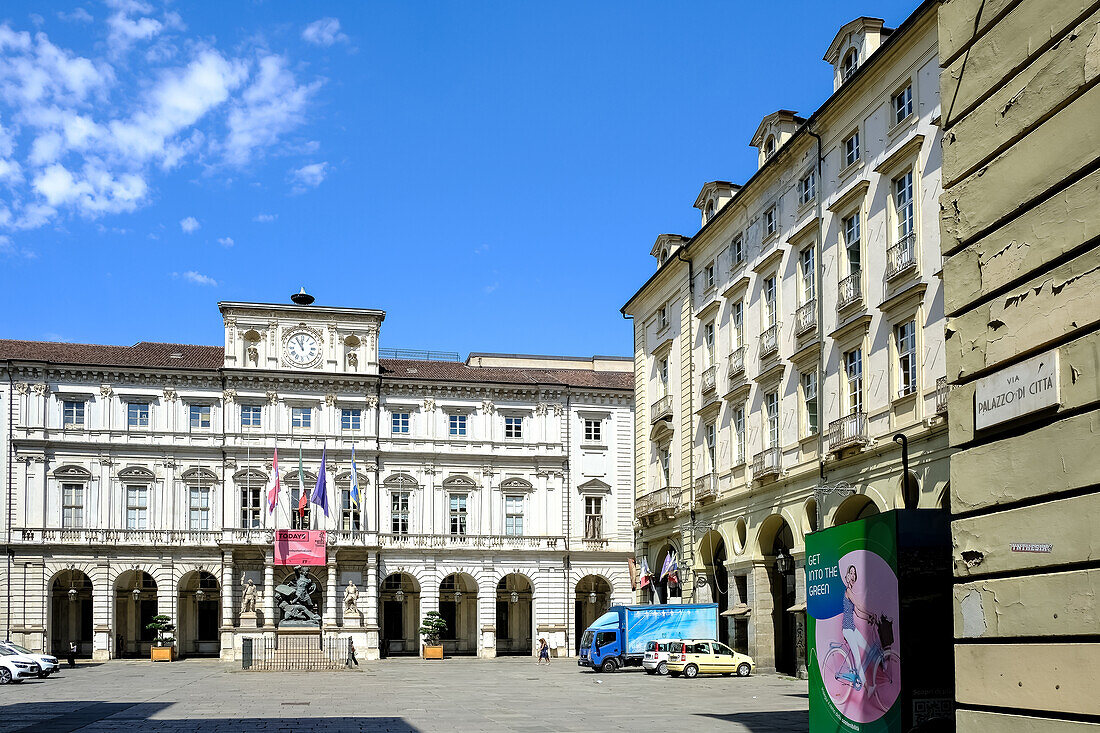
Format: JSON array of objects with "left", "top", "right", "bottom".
[{"left": 806, "top": 512, "right": 901, "bottom": 733}]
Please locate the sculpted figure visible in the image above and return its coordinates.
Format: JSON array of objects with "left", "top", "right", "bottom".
[
  {"left": 343, "top": 581, "right": 360, "bottom": 614},
  {"left": 241, "top": 578, "right": 258, "bottom": 613}
]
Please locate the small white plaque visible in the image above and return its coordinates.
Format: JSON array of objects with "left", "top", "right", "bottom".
[{"left": 974, "top": 350, "right": 1060, "bottom": 430}]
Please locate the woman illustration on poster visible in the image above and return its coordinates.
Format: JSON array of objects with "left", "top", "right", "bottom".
[{"left": 840, "top": 565, "right": 875, "bottom": 687}]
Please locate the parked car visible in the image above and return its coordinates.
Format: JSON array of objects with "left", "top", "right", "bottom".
[
  {"left": 642, "top": 638, "right": 681, "bottom": 676},
  {"left": 666, "top": 639, "right": 755, "bottom": 679},
  {"left": 0, "top": 642, "right": 59, "bottom": 678},
  {"left": 0, "top": 651, "right": 41, "bottom": 684}
]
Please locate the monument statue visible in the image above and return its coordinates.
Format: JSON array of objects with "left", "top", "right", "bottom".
[
  {"left": 241, "top": 578, "right": 258, "bottom": 613},
  {"left": 274, "top": 565, "right": 321, "bottom": 627},
  {"left": 343, "top": 581, "right": 360, "bottom": 615},
  {"left": 694, "top": 573, "right": 713, "bottom": 604}
]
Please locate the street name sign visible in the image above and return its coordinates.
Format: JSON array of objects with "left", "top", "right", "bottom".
[{"left": 974, "top": 349, "right": 1059, "bottom": 430}]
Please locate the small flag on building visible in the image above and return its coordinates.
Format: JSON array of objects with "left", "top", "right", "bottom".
[
  {"left": 311, "top": 445, "right": 329, "bottom": 517},
  {"left": 267, "top": 448, "right": 281, "bottom": 514},
  {"left": 660, "top": 549, "right": 678, "bottom": 581},
  {"left": 639, "top": 557, "right": 651, "bottom": 589},
  {"left": 350, "top": 446, "right": 360, "bottom": 510}
]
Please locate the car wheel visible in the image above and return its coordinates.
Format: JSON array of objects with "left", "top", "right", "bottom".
[
  {"left": 0, "top": 668, "right": 11, "bottom": 685},
  {"left": 684, "top": 664, "right": 699, "bottom": 679},
  {"left": 737, "top": 662, "right": 752, "bottom": 677},
  {"left": 600, "top": 658, "right": 617, "bottom": 673},
  {"left": 657, "top": 661, "right": 668, "bottom": 676}
]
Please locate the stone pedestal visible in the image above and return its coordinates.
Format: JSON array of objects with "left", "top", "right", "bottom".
[
  {"left": 239, "top": 611, "right": 260, "bottom": 629},
  {"left": 364, "top": 625, "right": 380, "bottom": 661},
  {"left": 480, "top": 624, "right": 497, "bottom": 659},
  {"left": 342, "top": 610, "right": 363, "bottom": 628}
]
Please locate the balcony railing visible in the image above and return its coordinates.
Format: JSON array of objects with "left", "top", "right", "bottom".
[
  {"left": 651, "top": 394, "right": 673, "bottom": 423},
  {"left": 636, "top": 487, "right": 680, "bottom": 518},
  {"left": 759, "top": 324, "right": 780, "bottom": 359},
  {"left": 885, "top": 233, "right": 917, "bottom": 281},
  {"left": 379, "top": 533, "right": 563, "bottom": 550},
  {"left": 752, "top": 448, "right": 782, "bottom": 480},
  {"left": 935, "top": 376, "right": 949, "bottom": 414},
  {"left": 829, "top": 412, "right": 870, "bottom": 452},
  {"left": 694, "top": 473, "right": 718, "bottom": 502},
  {"left": 795, "top": 299, "right": 817, "bottom": 336},
  {"left": 837, "top": 272, "right": 862, "bottom": 310},
  {"left": 701, "top": 365, "right": 718, "bottom": 394},
  {"left": 581, "top": 537, "right": 609, "bottom": 551},
  {"left": 727, "top": 347, "right": 746, "bottom": 377},
  {"left": 16, "top": 528, "right": 225, "bottom": 546}
]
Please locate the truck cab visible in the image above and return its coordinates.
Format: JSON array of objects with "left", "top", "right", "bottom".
[{"left": 578, "top": 610, "right": 624, "bottom": 671}]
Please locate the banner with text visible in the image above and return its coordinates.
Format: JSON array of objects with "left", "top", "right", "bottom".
[{"left": 274, "top": 530, "right": 327, "bottom": 566}]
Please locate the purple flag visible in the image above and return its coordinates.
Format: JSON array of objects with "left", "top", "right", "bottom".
[
  {"left": 311, "top": 445, "right": 329, "bottom": 517},
  {"left": 660, "top": 550, "right": 677, "bottom": 580}
]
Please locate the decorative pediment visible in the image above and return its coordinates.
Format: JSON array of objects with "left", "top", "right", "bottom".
[
  {"left": 233, "top": 468, "right": 269, "bottom": 485},
  {"left": 577, "top": 478, "right": 611, "bottom": 494},
  {"left": 384, "top": 472, "right": 419, "bottom": 489},
  {"left": 53, "top": 465, "right": 92, "bottom": 480},
  {"left": 442, "top": 474, "right": 477, "bottom": 489},
  {"left": 284, "top": 470, "right": 318, "bottom": 485},
  {"left": 180, "top": 467, "right": 218, "bottom": 483},
  {"left": 498, "top": 477, "right": 533, "bottom": 492},
  {"left": 335, "top": 470, "right": 369, "bottom": 485},
  {"left": 118, "top": 466, "right": 155, "bottom": 481}
]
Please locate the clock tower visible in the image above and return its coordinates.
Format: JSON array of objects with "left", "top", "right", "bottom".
[{"left": 218, "top": 296, "right": 385, "bottom": 374}]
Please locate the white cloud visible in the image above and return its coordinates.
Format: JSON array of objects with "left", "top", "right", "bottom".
[
  {"left": 217, "top": 236, "right": 233, "bottom": 247},
  {"left": 290, "top": 161, "right": 327, "bottom": 191},
  {"left": 483, "top": 282, "right": 499, "bottom": 294},
  {"left": 302, "top": 18, "right": 348, "bottom": 47},
  {"left": 0, "top": 234, "right": 35, "bottom": 258},
  {"left": 57, "top": 8, "right": 94, "bottom": 24},
  {"left": 253, "top": 213, "right": 276, "bottom": 223},
  {"left": 179, "top": 215, "right": 199, "bottom": 233},
  {"left": 224, "top": 55, "right": 321, "bottom": 165},
  {"left": 173, "top": 270, "right": 217, "bottom": 286}
]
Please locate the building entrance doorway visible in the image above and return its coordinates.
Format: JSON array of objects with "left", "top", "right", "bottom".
[
  {"left": 495, "top": 574, "right": 533, "bottom": 656},
  {"left": 114, "top": 570, "right": 157, "bottom": 658},
  {"left": 574, "top": 575, "right": 611, "bottom": 654},
  {"left": 50, "top": 569, "right": 93, "bottom": 658},
  {"left": 379, "top": 573, "right": 419, "bottom": 656},
  {"left": 439, "top": 573, "right": 478, "bottom": 656},
  {"left": 178, "top": 571, "right": 220, "bottom": 657}
]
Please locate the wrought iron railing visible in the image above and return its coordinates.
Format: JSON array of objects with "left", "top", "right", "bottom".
[
  {"left": 727, "top": 347, "right": 745, "bottom": 377},
  {"left": 242, "top": 634, "right": 348, "bottom": 671},
  {"left": 379, "top": 533, "right": 563, "bottom": 550},
  {"left": 885, "top": 233, "right": 917, "bottom": 280},
  {"left": 795, "top": 300, "right": 817, "bottom": 335},
  {"left": 759, "top": 324, "right": 780, "bottom": 359},
  {"left": 837, "top": 272, "right": 862, "bottom": 310},
  {"left": 651, "top": 394, "right": 673, "bottom": 423},
  {"left": 16, "top": 528, "right": 223, "bottom": 546},
  {"left": 694, "top": 474, "right": 718, "bottom": 502},
  {"left": 829, "top": 412, "right": 870, "bottom": 452},
  {"left": 636, "top": 487, "right": 680, "bottom": 517},
  {"left": 701, "top": 365, "right": 718, "bottom": 394},
  {"left": 752, "top": 448, "right": 782, "bottom": 479},
  {"left": 935, "top": 376, "right": 949, "bottom": 414}
]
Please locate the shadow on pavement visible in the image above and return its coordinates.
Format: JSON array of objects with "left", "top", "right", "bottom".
[
  {"left": 0, "top": 702, "right": 424, "bottom": 733},
  {"left": 695, "top": 710, "right": 808, "bottom": 732}
]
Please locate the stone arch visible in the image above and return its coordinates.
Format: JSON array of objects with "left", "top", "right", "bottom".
[
  {"left": 384, "top": 472, "right": 420, "bottom": 488},
  {"left": 233, "top": 467, "right": 268, "bottom": 484},
  {"left": 441, "top": 474, "right": 476, "bottom": 489},
  {"left": 113, "top": 568, "right": 159, "bottom": 658},
  {"left": 803, "top": 497, "right": 820, "bottom": 534},
  {"left": 935, "top": 481, "right": 951, "bottom": 511},
  {"left": 118, "top": 465, "right": 156, "bottom": 481},
  {"left": 47, "top": 567, "right": 94, "bottom": 658},
  {"left": 379, "top": 570, "right": 420, "bottom": 657},
  {"left": 52, "top": 464, "right": 92, "bottom": 480},
  {"left": 439, "top": 572, "right": 479, "bottom": 656},
  {"left": 495, "top": 573, "right": 535, "bottom": 656},
  {"left": 177, "top": 570, "right": 221, "bottom": 657},
  {"left": 894, "top": 470, "right": 920, "bottom": 510},
  {"left": 647, "top": 541, "right": 681, "bottom": 603},
  {"left": 831, "top": 492, "right": 884, "bottom": 527},
  {"left": 755, "top": 512, "right": 796, "bottom": 560},
  {"left": 573, "top": 574, "right": 614, "bottom": 654},
  {"left": 180, "top": 467, "right": 218, "bottom": 483},
  {"left": 498, "top": 477, "right": 533, "bottom": 491}
]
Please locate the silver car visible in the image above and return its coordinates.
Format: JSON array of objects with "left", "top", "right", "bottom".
[{"left": 0, "top": 642, "right": 59, "bottom": 678}]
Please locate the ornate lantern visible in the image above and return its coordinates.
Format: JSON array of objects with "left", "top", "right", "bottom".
[
  {"left": 775, "top": 548, "right": 793, "bottom": 574},
  {"left": 510, "top": 590, "right": 519, "bottom": 604},
  {"left": 394, "top": 588, "right": 405, "bottom": 603},
  {"left": 588, "top": 591, "right": 597, "bottom": 605},
  {"left": 454, "top": 590, "right": 464, "bottom": 603}
]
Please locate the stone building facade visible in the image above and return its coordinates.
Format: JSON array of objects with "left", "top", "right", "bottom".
[
  {"left": 0, "top": 299, "right": 635, "bottom": 661},
  {"left": 623, "top": 2, "right": 951, "bottom": 676},
  {"left": 938, "top": 0, "right": 1100, "bottom": 727}
]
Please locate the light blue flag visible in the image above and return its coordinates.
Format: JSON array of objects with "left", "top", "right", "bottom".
[
  {"left": 311, "top": 445, "right": 329, "bottom": 517},
  {"left": 350, "top": 446, "right": 360, "bottom": 509}
]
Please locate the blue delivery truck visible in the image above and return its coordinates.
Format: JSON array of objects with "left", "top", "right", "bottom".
[{"left": 578, "top": 603, "right": 718, "bottom": 672}]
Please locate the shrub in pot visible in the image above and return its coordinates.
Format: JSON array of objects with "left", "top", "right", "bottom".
[
  {"left": 419, "top": 611, "right": 447, "bottom": 659},
  {"left": 146, "top": 615, "right": 176, "bottom": 662}
]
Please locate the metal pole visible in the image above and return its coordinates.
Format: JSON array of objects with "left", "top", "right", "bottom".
[{"left": 893, "top": 433, "right": 910, "bottom": 508}]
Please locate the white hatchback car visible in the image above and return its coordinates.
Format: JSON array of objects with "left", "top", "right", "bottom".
[
  {"left": 642, "top": 638, "right": 681, "bottom": 676},
  {"left": 0, "top": 651, "right": 40, "bottom": 684},
  {"left": 0, "top": 642, "right": 59, "bottom": 678}
]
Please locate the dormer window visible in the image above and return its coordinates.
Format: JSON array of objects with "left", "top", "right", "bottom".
[
  {"left": 765, "top": 136, "right": 776, "bottom": 159},
  {"left": 706, "top": 200, "right": 716, "bottom": 221},
  {"left": 842, "top": 49, "right": 858, "bottom": 81},
  {"left": 660, "top": 248, "right": 669, "bottom": 262}
]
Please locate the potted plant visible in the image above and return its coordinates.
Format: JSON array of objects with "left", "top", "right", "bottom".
[
  {"left": 146, "top": 615, "right": 177, "bottom": 662},
  {"left": 419, "top": 611, "right": 447, "bottom": 660}
]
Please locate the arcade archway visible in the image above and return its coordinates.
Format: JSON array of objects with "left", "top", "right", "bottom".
[
  {"left": 380, "top": 573, "right": 420, "bottom": 656},
  {"left": 113, "top": 570, "right": 157, "bottom": 658},
  {"left": 574, "top": 575, "right": 612, "bottom": 654},
  {"left": 697, "top": 530, "right": 730, "bottom": 646},
  {"left": 439, "top": 573, "right": 478, "bottom": 656},
  {"left": 49, "top": 569, "right": 93, "bottom": 658},
  {"left": 495, "top": 574, "right": 533, "bottom": 656},
  {"left": 177, "top": 571, "right": 220, "bottom": 657}
]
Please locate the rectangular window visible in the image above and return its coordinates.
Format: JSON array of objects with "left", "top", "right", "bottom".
[
  {"left": 449, "top": 494, "right": 467, "bottom": 536},
  {"left": 843, "top": 213, "right": 861, "bottom": 274},
  {"left": 846, "top": 348, "right": 864, "bottom": 415},
  {"left": 844, "top": 132, "right": 860, "bottom": 167},
  {"left": 126, "top": 485, "right": 148, "bottom": 530},
  {"left": 798, "top": 172, "right": 815, "bottom": 205},
  {"left": 189, "top": 404, "right": 211, "bottom": 430},
  {"left": 892, "top": 84, "right": 913, "bottom": 126},
  {"left": 62, "top": 400, "right": 85, "bottom": 428},
  {"left": 505, "top": 495, "right": 524, "bottom": 536},
  {"left": 703, "top": 321, "right": 715, "bottom": 365},
  {"left": 449, "top": 414, "right": 467, "bottom": 436},
  {"left": 765, "top": 392, "right": 780, "bottom": 448},
  {"left": 731, "top": 234, "right": 744, "bottom": 265},
  {"left": 584, "top": 496, "right": 603, "bottom": 539},
  {"left": 240, "top": 486, "right": 261, "bottom": 528},
  {"left": 733, "top": 407, "right": 746, "bottom": 465},
  {"left": 189, "top": 487, "right": 210, "bottom": 530},
  {"left": 341, "top": 488, "right": 360, "bottom": 530},
  {"left": 240, "top": 405, "right": 262, "bottom": 429},
  {"left": 704, "top": 263, "right": 715, "bottom": 290},
  {"left": 390, "top": 492, "right": 410, "bottom": 534},
  {"left": 62, "top": 483, "right": 83, "bottom": 528},
  {"left": 391, "top": 412, "right": 410, "bottom": 434},
  {"left": 127, "top": 402, "right": 149, "bottom": 428},
  {"left": 584, "top": 418, "right": 602, "bottom": 443},
  {"left": 290, "top": 486, "right": 310, "bottom": 529},
  {"left": 731, "top": 302, "right": 743, "bottom": 347},
  {"left": 799, "top": 247, "right": 815, "bottom": 303},
  {"left": 341, "top": 408, "right": 361, "bottom": 431},
  {"left": 894, "top": 171, "right": 914, "bottom": 240},
  {"left": 659, "top": 445, "right": 671, "bottom": 486},
  {"left": 801, "top": 371, "right": 819, "bottom": 435},
  {"left": 504, "top": 416, "right": 523, "bottom": 439},
  {"left": 291, "top": 407, "right": 311, "bottom": 429},
  {"left": 659, "top": 358, "right": 669, "bottom": 396},
  {"left": 657, "top": 305, "right": 668, "bottom": 331},
  {"left": 763, "top": 206, "right": 777, "bottom": 237},
  {"left": 896, "top": 320, "right": 918, "bottom": 397},
  {"left": 763, "top": 276, "right": 777, "bottom": 327},
  {"left": 705, "top": 421, "right": 716, "bottom": 470}
]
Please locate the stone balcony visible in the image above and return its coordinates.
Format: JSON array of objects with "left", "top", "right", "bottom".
[
  {"left": 694, "top": 473, "right": 718, "bottom": 503},
  {"left": 727, "top": 346, "right": 746, "bottom": 378},
  {"left": 828, "top": 411, "right": 870, "bottom": 454},
  {"left": 651, "top": 394, "right": 673, "bottom": 424},
  {"left": 795, "top": 299, "right": 817, "bottom": 336},
  {"left": 636, "top": 487, "right": 681, "bottom": 525},
  {"left": 752, "top": 448, "right": 782, "bottom": 482},
  {"left": 701, "top": 365, "right": 718, "bottom": 394},
  {"left": 935, "top": 376, "right": 949, "bottom": 415},
  {"left": 378, "top": 533, "right": 564, "bottom": 551},
  {"left": 759, "top": 324, "right": 780, "bottom": 360}
]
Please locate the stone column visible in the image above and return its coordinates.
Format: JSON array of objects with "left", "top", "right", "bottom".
[
  {"left": 749, "top": 559, "right": 775, "bottom": 671},
  {"left": 92, "top": 564, "right": 112, "bottom": 661},
  {"left": 262, "top": 551, "right": 275, "bottom": 629},
  {"left": 324, "top": 558, "right": 338, "bottom": 628},
  {"left": 364, "top": 558, "right": 379, "bottom": 660},
  {"left": 220, "top": 550, "right": 235, "bottom": 661},
  {"left": 478, "top": 590, "right": 496, "bottom": 659}
]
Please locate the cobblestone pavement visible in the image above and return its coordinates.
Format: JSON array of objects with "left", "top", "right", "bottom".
[{"left": 0, "top": 659, "right": 808, "bottom": 733}]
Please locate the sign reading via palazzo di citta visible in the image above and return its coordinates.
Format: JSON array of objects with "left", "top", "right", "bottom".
[{"left": 974, "top": 350, "right": 1060, "bottom": 430}]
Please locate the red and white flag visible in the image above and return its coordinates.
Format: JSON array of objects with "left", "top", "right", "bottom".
[{"left": 266, "top": 448, "right": 281, "bottom": 514}]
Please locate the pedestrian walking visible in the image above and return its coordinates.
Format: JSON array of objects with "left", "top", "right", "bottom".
[
  {"left": 346, "top": 638, "right": 359, "bottom": 667},
  {"left": 537, "top": 638, "right": 550, "bottom": 666},
  {"left": 67, "top": 641, "right": 77, "bottom": 668}
]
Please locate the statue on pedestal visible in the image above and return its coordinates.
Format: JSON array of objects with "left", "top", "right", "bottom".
[
  {"left": 343, "top": 581, "right": 360, "bottom": 615},
  {"left": 274, "top": 566, "right": 321, "bottom": 627},
  {"left": 241, "top": 579, "right": 258, "bottom": 614}
]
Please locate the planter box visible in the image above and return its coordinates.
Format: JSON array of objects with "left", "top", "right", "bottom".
[
  {"left": 151, "top": 646, "right": 176, "bottom": 662},
  {"left": 422, "top": 645, "right": 443, "bottom": 660}
]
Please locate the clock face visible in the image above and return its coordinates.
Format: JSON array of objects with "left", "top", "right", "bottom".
[{"left": 285, "top": 331, "right": 320, "bottom": 367}]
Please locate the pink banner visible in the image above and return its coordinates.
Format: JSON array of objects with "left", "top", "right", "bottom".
[{"left": 273, "top": 530, "right": 327, "bottom": 566}]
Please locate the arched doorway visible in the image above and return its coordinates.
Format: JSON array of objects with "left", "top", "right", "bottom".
[
  {"left": 650, "top": 543, "right": 681, "bottom": 603},
  {"left": 574, "top": 575, "right": 612, "bottom": 654},
  {"left": 379, "top": 573, "right": 420, "bottom": 656},
  {"left": 496, "top": 574, "right": 533, "bottom": 656},
  {"left": 697, "top": 530, "right": 730, "bottom": 646},
  {"left": 833, "top": 494, "right": 880, "bottom": 526},
  {"left": 763, "top": 519, "right": 797, "bottom": 676},
  {"left": 439, "top": 573, "right": 478, "bottom": 656},
  {"left": 49, "top": 570, "right": 93, "bottom": 658},
  {"left": 114, "top": 570, "right": 157, "bottom": 658},
  {"left": 178, "top": 571, "right": 220, "bottom": 657}
]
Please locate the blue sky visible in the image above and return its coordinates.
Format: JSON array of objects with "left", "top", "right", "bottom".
[{"left": 1, "top": 0, "right": 921, "bottom": 358}]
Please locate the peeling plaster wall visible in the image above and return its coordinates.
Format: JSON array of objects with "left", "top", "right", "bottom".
[{"left": 940, "top": 0, "right": 1100, "bottom": 728}]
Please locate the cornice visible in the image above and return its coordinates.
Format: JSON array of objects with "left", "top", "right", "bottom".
[
  {"left": 695, "top": 299, "right": 722, "bottom": 322},
  {"left": 828, "top": 314, "right": 874, "bottom": 344},
  {"left": 878, "top": 282, "right": 927, "bottom": 320},
  {"left": 874, "top": 133, "right": 925, "bottom": 175},
  {"left": 827, "top": 179, "right": 870, "bottom": 214},
  {"left": 752, "top": 245, "right": 786, "bottom": 276},
  {"left": 721, "top": 274, "right": 752, "bottom": 300}
]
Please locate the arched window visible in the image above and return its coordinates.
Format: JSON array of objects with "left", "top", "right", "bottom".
[
  {"left": 842, "top": 48, "right": 858, "bottom": 81},
  {"left": 765, "top": 135, "right": 776, "bottom": 158},
  {"left": 706, "top": 200, "right": 716, "bottom": 221}
]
